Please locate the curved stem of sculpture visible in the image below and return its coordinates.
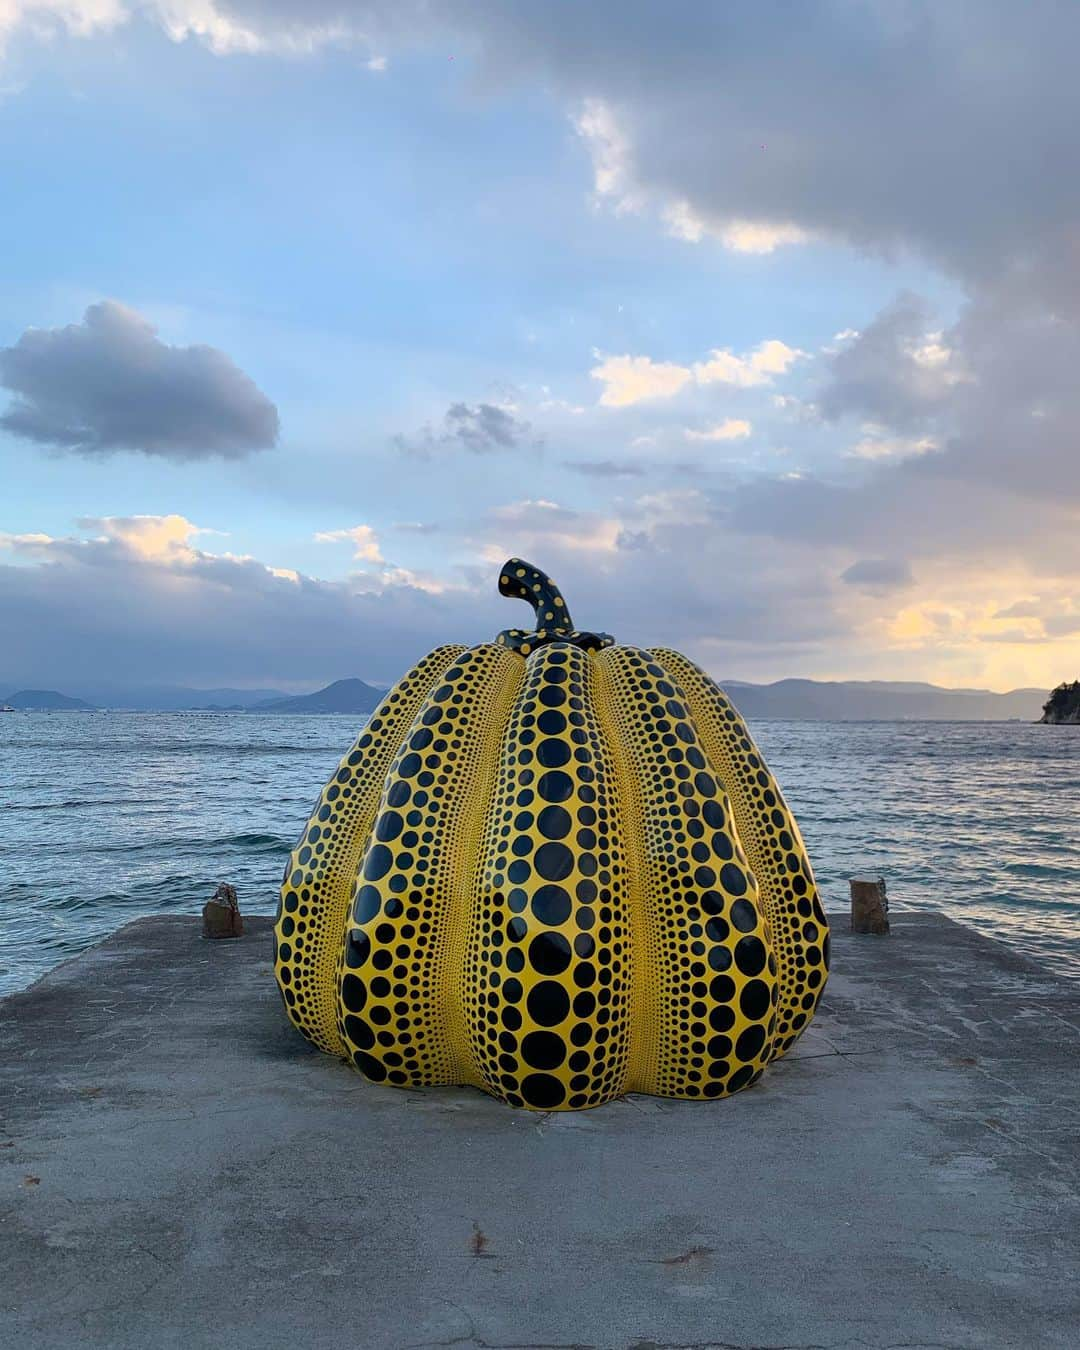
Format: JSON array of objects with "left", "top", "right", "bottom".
[{"left": 498, "top": 557, "right": 575, "bottom": 632}]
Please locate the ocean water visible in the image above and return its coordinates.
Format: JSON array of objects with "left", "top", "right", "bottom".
[{"left": 1, "top": 712, "right": 1077, "bottom": 996}]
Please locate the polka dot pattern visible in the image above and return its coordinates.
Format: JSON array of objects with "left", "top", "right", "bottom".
[
  {"left": 271, "top": 645, "right": 467, "bottom": 1054},
  {"left": 464, "top": 642, "right": 632, "bottom": 1109},
  {"left": 596, "top": 647, "right": 779, "bottom": 1097},
  {"left": 336, "top": 645, "right": 524, "bottom": 1088},
  {"left": 652, "top": 648, "right": 830, "bottom": 1060}
]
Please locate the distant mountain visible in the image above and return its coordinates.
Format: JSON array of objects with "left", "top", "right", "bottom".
[
  {"left": 1, "top": 675, "right": 1048, "bottom": 721},
  {"left": 718, "top": 678, "right": 1047, "bottom": 722},
  {"left": 74, "top": 685, "right": 292, "bottom": 710},
  {"left": 255, "top": 678, "right": 385, "bottom": 714},
  {"left": 3, "top": 689, "right": 96, "bottom": 711}
]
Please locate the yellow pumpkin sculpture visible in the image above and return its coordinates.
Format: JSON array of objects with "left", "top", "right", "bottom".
[{"left": 274, "top": 559, "right": 829, "bottom": 1109}]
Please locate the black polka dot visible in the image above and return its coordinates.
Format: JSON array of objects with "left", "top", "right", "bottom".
[
  {"left": 537, "top": 739, "right": 571, "bottom": 768},
  {"left": 363, "top": 845, "right": 393, "bottom": 882},
  {"left": 341, "top": 975, "right": 367, "bottom": 1013},
  {"left": 719, "top": 862, "right": 748, "bottom": 895},
  {"left": 398, "top": 753, "right": 421, "bottom": 778},
  {"left": 353, "top": 885, "right": 381, "bottom": 924},
  {"left": 735, "top": 1025, "right": 766, "bottom": 1062},
  {"left": 708, "top": 945, "right": 732, "bottom": 972},
  {"left": 710, "top": 975, "right": 736, "bottom": 1004},
  {"left": 710, "top": 1004, "right": 735, "bottom": 1032},
  {"left": 739, "top": 978, "right": 771, "bottom": 1019},
  {"left": 521, "top": 1073, "right": 566, "bottom": 1108},
  {"left": 572, "top": 961, "right": 596, "bottom": 988},
  {"left": 705, "top": 917, "right": 729, "bottom": 943},
  {"left": 535, "top": 842, "right": 574, "bottom": 882},
  {"left": 521, "top": 1031, "right": 566, "bottom": 1070},
  {"left": 345, "top": 1016, "right": 374, "bottom": 1050},
  {"left": 730, "top": 898, "right": 757, "bottom": 932},
  {"left": 354, "top": 1051, "right": 387, "bottom": 1081},
  {"left": 734, "top": 935, "right": 767, "bottom": 976},
  {"left": 527, "top": 981, "right": 570, "bottom": 1026},
  {"left": 537, "top": 770, "right": 573, "bottom": 803},
  {"left": 728, "top": 1065, "right": 756, "bottom": 1092},
  {"left": 374, "top": 810, "right": 402, "bottom": 842},
  {"left": 711, "top": 832, "right": 734, "bottom": 860},
  {"left": 532, "top": 884, "right": 571, "bottom": 926},
  {"left": 528, "top": 932, "right": 572, "bottom": 975},
  {"left": 537, "top": 805, "right": 572, "bottom": 839}
]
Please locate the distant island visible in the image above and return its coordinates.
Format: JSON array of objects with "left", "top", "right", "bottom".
[
  {"left": 0, "top": 676, "right": 1051, "bottom": 720},
  {"left": 1, "top": 689, "right": 96, "bottom": 711},
  {"left": 255, "top": 678, "right": 384, "bottom": 714},
  {"left": 1040, "top": 681, "right": 1080, "bottom": 724}
]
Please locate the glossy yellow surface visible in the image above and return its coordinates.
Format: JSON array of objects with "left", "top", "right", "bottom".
[{"left": 274, "top": 630, "right": 829, "bottom": 1110}]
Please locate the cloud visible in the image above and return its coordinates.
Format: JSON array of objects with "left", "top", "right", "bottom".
[
  {"left": 9, "top": 6, "right": 1080, "bottom": 308},
  {"left": 693, "top": 340, "right": 805, "bottom": 389},
  {"left": 0, "top": 1, "right": 365, "bottom": 58},
  {"left": 589, "top": 354, "right": 693, "bottom": 408},
  {"left": 684, "top": 419, "right": 752, "bottom": 443},
  {"left": 993, "top": 599, "right": 1042, "bottom": 620},
  {"left": 0, "top": 301, "right": 278, "bottom": 459},
  {"left": 591, "top": 339, "right": 802, "bottom": 408},
  {"left": 563, "top": 458, "right": 645, "bottom": 478},
  {"left": 847, "top": 430, "right": 938, "bottom": 462},
  {"left": 662, "top": 200, "right": 808, "bottom": 254},
  {"left": 314, "top": 524, "right": 384, "bottom": 563},
  {"left": 841, "top": 558, "right": 914, "bottom": 592},
  {"left": 0, "top": 513, "right": 485, "bottom": 689},
  {"left": 575, "top": 96, "right": 809, "bottom": 255},
  {"left": 818, "top": 294, "right": 968, "bottom": 431},
  {"left": 485, "top": 499, "right": 622, "bottom": 557},
  {"left": 393, "top": 400, "right": 538, "bottom": 454}
]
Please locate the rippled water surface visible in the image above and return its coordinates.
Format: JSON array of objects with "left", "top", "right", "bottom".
[{"left": 1, "top": 712, "right": 1078, "bottom": 995}]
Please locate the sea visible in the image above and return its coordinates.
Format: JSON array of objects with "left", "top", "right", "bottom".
[{"left": 1, "top": 712, "right": 1078, "bottom": 997}]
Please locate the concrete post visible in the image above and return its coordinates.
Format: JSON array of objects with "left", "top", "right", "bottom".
[
  {"left": 203, "top": 882, "right": 243, "bottom": 939},
  {"left": 850, "top": 876, "right": 889, "bottom": 935}
]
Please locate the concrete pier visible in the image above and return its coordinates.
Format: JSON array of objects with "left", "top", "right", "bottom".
[{"left": 2, "top": 912, "right": 1078, "bottom": 1350}]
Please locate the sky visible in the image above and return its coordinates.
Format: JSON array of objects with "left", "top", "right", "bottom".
[{"left": 1, "top": 2, "right": 1078, "bottom": 694}]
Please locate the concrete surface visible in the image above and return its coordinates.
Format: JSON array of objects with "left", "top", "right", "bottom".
[{"left": 1, "top": 911, "right": 1078, "bottom": 1350}]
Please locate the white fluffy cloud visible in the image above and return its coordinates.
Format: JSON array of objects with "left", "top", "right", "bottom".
[
  {"left": 684, "top": 419, "right": 752, "bottom": 443},
  {"left": 314, "top": 523, "right": 384, "bottom": 563},
  {"left": 589, "top": 354, "right": 693, "bottom": 408},
  {"left": 590, "top": 340, "right": 803, "bottom": 408}
]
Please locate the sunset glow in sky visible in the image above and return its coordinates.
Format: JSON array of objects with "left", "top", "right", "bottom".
[{"left": 2, "top": 3, "right": 1078, "bottom": 693}]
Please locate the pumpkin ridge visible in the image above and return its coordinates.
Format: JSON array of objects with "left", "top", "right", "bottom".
[
  {"left": 273, "top": 643, "right": 467, "bottom": 1055},
  {"left": 465, "top": 641, "right": 633, "bottom": 1109},
  {"left": 443, "top": 644, "right": 526, "bottom": 1087},
  {"left": 592, "top": 648, "right": 660, "bottom": 1095},
  {"left": 596, "top": 646, "right": 779, "bottom": 1098},
  {"left": 339, "top": 643, "right": 521, "bottom": 1089},
  {"left": 650, "top": 648, "right": 830, "bottom": 1060}
]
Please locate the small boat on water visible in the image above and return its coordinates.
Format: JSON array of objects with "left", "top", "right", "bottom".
[{"left": 0, "top": 704, "right": 14, "bottom": 712}]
